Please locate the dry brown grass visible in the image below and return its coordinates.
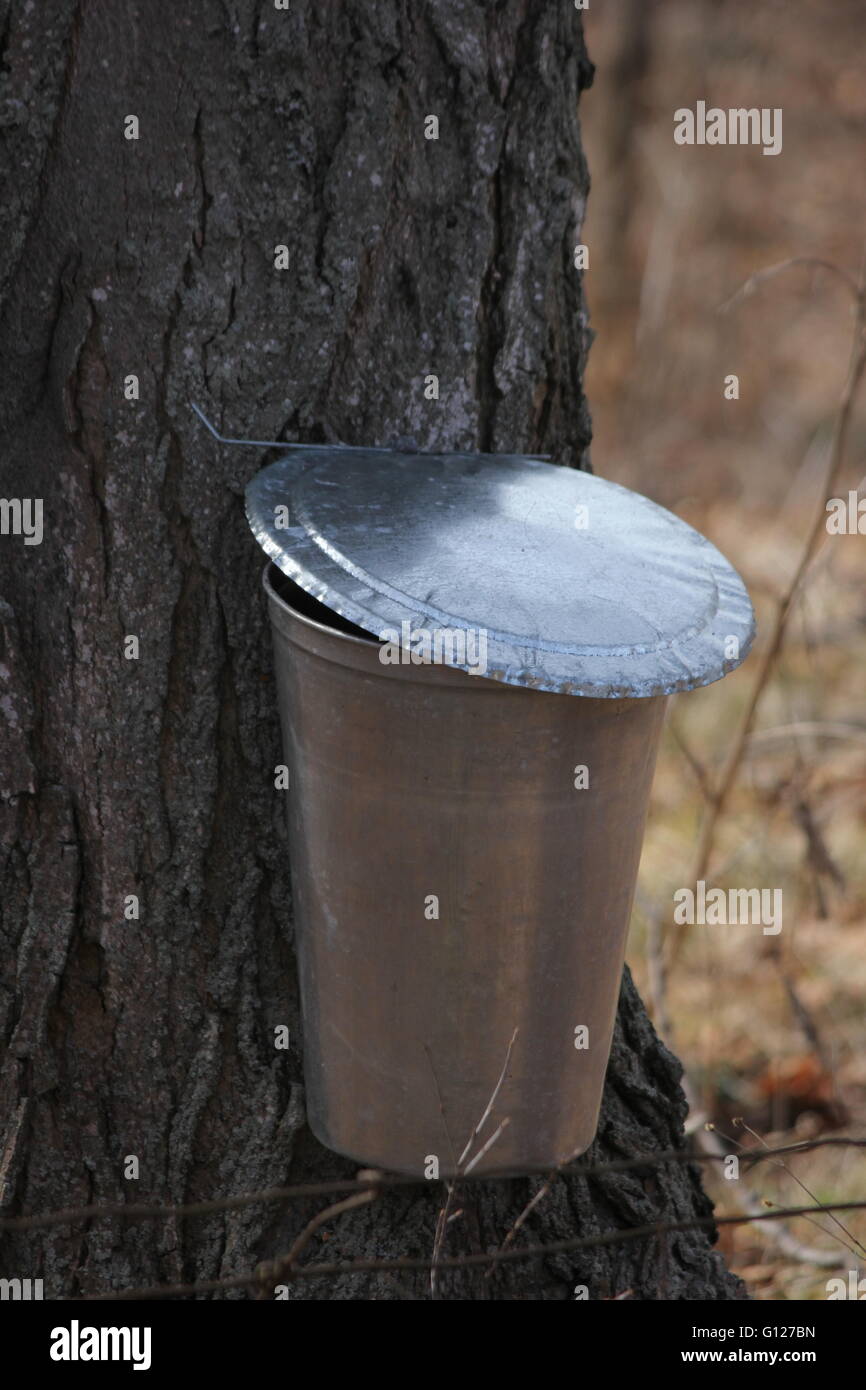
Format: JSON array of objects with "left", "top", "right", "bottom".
[{"left": 582, "top": 0, "right": 866, "bottom": 1299}]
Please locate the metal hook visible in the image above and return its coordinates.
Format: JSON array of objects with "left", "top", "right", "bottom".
[
  {"left": 190, "top": 402, "right": 551, "bottom": 461},
  {"left": 190, "top": 402, "right": 386, "bottom": 454}
]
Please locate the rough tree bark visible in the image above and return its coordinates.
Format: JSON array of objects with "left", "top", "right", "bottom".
[{"left": 0, "top": 0, "right": 744, "bottom": 1300}]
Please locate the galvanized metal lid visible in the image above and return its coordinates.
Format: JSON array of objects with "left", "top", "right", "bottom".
[{"left": 246, "top": 449, "right": 755, "bottom": 698}]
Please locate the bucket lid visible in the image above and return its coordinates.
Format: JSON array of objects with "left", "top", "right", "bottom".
[{"left": 245, "top": 449, "right": 755, "bottom": 698}]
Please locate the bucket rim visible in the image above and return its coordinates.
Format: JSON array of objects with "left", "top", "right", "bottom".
[
  {"left": 261, "top": 563, "right": 653, "bottom": 698},
  {"left": 247, "top": 450, "right": 756, "bottom": 699},
  {"left": 262, "top": 561, "right": 379, "bottom": 650},
  {"left": 263, "top": 562, "right": 506, "bottom": 690}
]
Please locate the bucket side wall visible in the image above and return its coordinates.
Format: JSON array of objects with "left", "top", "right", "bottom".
[{"left": 268, "top": 579, "right": 667, "bottom": 1176}]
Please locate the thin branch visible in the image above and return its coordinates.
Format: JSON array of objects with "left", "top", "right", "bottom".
[
  {"left": 774, "top": 957, "right": 835, "bottom": 1071},
  {"left": 738, "top": 1121, "right": 866, "bottom": 1261},
  {"left": 2, "top": 1137, "right": 863, "bottom": 1235},
  {"left": 463, "top": 1119, "right": 511, "bottom": 1175},
  {"left": 745, "top": 721, "right": 866, "bottom": 751},
  {"left": 458, "top": 1028, "right": 519, "bottom": 1167},
  {"left": 431, "top": 1028, "right": 518, "bottom": 1296},
  {"left": 484, "top": 1150, "right": 583, "bottom": 1279},
  {"left": 84, "top": 1200, "right": 866, "bottom": 1301},
  {"left": 668, "top": 237, "right": 866, "bottom": 969},
  {"left": 718, "top": 256, "right": 860, "bottom": 313},
  {"left": 423, "top": 1042, "right": 459, "bottom": 1173},
  {"left": 702, "top": 1122, "right": 848, "bottom": 1269},
  {"left": 668, "top": 719, "right": 714, "bottom": 802},
  {"left": 254, "top": 1182, "right": 379, "bottom": 1299}
]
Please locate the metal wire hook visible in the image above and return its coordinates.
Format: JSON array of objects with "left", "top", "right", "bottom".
[
  {"left": 190, "top": 402, "right": 391, "bottom": 454},
  {"left": 190, "top": 402, "right": 551, "bottom": 461}
]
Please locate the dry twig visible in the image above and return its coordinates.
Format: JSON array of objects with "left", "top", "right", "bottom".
[
  {"left": 254, "top": 1179, "right": 380, "bottom": 1299},
  {"left": 2, "top": 1136, "right": 863, "bottom": 1235},
  {"left": 81, "top": 1198, "right": 866, "bottom": 1301},
  {"left": 667, "top": 241, "right": 866, "bottom": 968},
  {"left": 430, "top": 1028, "right": 518, "bottom": 1296}
]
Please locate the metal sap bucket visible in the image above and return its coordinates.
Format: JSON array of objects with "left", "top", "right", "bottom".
[
  {"left": 247, "top": 444, "right": 755, "bottom": 1178},
  {"left": 266, "top": 564, "right": 667, "bottom": 1176}
]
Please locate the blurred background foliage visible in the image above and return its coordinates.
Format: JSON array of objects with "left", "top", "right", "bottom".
[{"left": 581, "top": 0, "right": 866, "bottom": 1299}]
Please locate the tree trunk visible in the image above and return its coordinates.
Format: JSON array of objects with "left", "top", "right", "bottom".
[{"left": 0, "top": 0, "right": 743, "bottom": 1300}]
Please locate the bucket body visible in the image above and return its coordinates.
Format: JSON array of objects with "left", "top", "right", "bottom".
[{"left": 265, "top": 564, "right": 667, "bottom": 1177}]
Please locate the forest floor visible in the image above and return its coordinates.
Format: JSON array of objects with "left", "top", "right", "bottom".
[
  {"left": 582, "top": 0, "right": 866, "bottom": 1300},
  {"left": 631, "top": 509, "right": 865, "bottom": 1300}
]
